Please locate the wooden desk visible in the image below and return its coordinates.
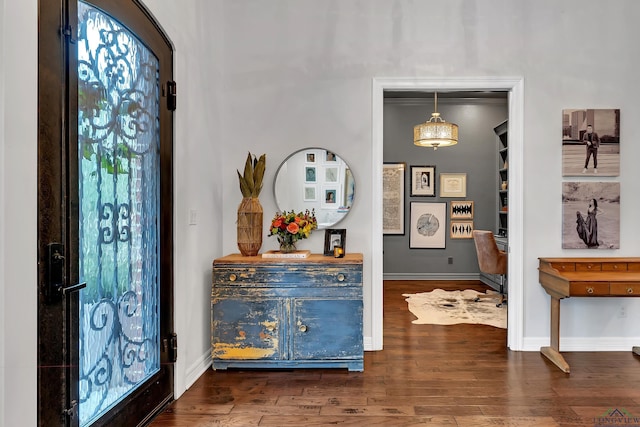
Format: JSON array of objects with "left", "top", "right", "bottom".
[{"left": 538, "top": 257, "right": 640, "bottom": 373}]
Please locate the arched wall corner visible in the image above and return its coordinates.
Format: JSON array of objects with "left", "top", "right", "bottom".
[{"left": 371, "top": 77, "right": 525, "bottom": 351}]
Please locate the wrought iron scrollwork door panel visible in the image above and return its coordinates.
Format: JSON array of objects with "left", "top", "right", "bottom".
[{"left": 77, "top": 2, "right": 165, "bottom": 425}]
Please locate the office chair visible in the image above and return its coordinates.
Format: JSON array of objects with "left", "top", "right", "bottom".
[{"left": 472, "top": 230, "right": 507, "bottom": 307}]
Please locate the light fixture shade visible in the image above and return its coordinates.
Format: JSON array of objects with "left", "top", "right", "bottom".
[
  {"left": 414, "top": 115, "right": 459, "bottom": 149},
  {"left": 413, "top": 92, "right": 459, "bottom": 149}
]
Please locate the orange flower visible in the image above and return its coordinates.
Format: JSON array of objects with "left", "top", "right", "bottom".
[
  {"left": 287, "top": 222, "right": 299, "bottom": 234},
  {"left": 272, "top": 218, "right": 283, "bottom": 228}
]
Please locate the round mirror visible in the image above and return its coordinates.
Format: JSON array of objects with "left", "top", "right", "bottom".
[{"left": 274, "top": 148, "right": 355, "bottom": 229}]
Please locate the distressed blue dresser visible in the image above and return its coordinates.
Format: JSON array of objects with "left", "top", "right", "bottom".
[{"left": 211, "top": 253, "right": 364, "bottom": 371}]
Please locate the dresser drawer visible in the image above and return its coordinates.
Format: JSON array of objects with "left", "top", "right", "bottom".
[
  {"left": 610, "top": 282, "right": 640, "bottom": 296},
  {"left": 602, "top": 262, "right": 627, "bottom": 271},
  {"left": 213, "top": 265, "right": 363, "bottom": 287},
  {"left": 569, "top": 282, "right": 609, "bottom": 296},
  {"left": 575, "top": 262, "right": 602, "bottom": 272}
]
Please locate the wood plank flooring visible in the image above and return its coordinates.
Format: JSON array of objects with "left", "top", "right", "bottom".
[{"left": 150, "top": 280, "right": 640, "bottom": 426}]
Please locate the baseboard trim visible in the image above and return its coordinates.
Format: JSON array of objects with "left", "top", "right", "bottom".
[
  {"left": 185, "top": 350, "right": 212, "bottom": 390},
  {"left": 522, "top": 337, "right": 640, "bottom": 352},
  {"left": 383, "top": 273, "right": 481, "bottom": 281},
  {"left": 364, "top": 336, "right": 375, "bottom": 351}
]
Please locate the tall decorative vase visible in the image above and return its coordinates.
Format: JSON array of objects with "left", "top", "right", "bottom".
[{"left": 237, "top": 197, "right": 263, "bottom": 256}]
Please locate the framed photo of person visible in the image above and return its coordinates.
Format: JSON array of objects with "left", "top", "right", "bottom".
[
  {"left": 561, "top": 181, "right": 620, "bottom": 249},
  {"left": 325, "top": 150, "right": 338, "bottom": 163},
  {"left": 439, "top": 173, "right": 467, "bottom": 198},
  {"left": 305, "top": 151, "right": 316, "bottom": 164},
  {"left": 322, "top": 187, "right": 339, "bottom": 208},
  {"left": 410, "top": 165, "right": 436, "bottom": 196},
  {"left": 305, "top": 166, "right": 316, "bottom": 183},
  {"left": 561, "top": 108, "right": 620, "bottom": 177},
  {"left": 324, "top": 229, "right": 346, "bottom": 255}
]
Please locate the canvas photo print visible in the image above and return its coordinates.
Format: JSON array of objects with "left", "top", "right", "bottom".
[
  {"left": 562, "top": 109, "right": 620, "bottom": 176},
  {"left": 562, "top": 182, "right": 620, "bottom": 249}
]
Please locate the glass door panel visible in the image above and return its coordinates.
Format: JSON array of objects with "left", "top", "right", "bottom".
[{"left": 77, "top": 3, "right": 160, "bottom": 424}]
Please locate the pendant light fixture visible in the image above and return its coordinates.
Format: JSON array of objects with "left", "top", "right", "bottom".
[{"left": 413, "top": 92, "right": 459, "bottom": 150}]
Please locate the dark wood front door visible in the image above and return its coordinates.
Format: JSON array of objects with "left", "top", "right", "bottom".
[{"left": 38, "top": 1, "right": 175, "bottom": 425}]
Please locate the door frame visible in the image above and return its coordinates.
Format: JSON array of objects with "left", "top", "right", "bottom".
[
  {"left": 370, "top": 77, "right": 525, "bottom": 351},
  {"left": 37, "top": 0, "right": 176, "bottom": 425}
]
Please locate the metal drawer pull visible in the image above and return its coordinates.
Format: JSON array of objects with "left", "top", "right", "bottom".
[
  {"left": 586, "top": 287, "right": 594, "bottom": 294},
  {"left": 628, "top": 288, "right": 634, "bottom": 294},
  {"left": 229, "top": 273, "right": 237, "bottom": 281},
  {"left": 297, "top": 320, "right": 308, "bottom": 332},
  {"left": 337, "top": 273, "right": 345, "bottom": 282},
  {"left": 587, "top": 265, "right": 593, "bottom": 269}
]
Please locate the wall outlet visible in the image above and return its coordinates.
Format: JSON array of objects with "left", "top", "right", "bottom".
[
  {"left": 448, "top": 257, "right": 453, "bottom": 265},
  {"left": 618, "top": 305, "right": 627, "bottom": 318},
  {"left": 189, "top": 209, "right": 197, "bottom": 225}
]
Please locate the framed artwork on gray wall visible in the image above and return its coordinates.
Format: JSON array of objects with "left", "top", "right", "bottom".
[
  {"left": 450, "top": 221, "right": 473, "bottom": 239},
  {"left": 409, "top": 202, "right": 446, "bottom": 249},
  {"left": 450, "top": 200, "right": 474, "bottom": 219},
  {"left": 410, "top": 165, "right": 436, "bottom": 196},
  {"left": 383, "top": 163, "right": 406, "bottom": 235},
  {"left": 439, "top": 173, "right": 467, "bottom": 197},
  {"left": 561, "top": 108, "right": 620, "bottom": 177}
]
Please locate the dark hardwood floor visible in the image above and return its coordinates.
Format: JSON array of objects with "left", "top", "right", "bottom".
[{"left": 150, "top": 280, "right": 640, "bottom": 426}]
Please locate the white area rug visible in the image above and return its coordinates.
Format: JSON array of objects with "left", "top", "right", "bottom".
[{"left": 403, "top": 289, "right": 507, "bottom": 329}]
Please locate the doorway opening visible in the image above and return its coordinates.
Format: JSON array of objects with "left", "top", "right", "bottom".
[{"left": 370, "top": 77, "right": 524, "bottom": 352}]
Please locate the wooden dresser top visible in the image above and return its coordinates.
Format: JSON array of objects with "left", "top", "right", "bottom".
[{"left": 214, "top": 253, "right": 363, "bottom": 265}]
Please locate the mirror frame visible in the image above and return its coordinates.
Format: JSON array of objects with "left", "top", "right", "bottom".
[{"left": 273, "top": 147, "right": 355, "bottom": 230}]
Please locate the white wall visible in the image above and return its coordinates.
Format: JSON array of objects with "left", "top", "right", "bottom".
[
  {"left": 141, "top": 0, "right": 224, "bottom": 396},
  {"left": 1, "top": 0, "right": 38, "bottom": 425},
  {"left": 0, "top": 0, "right": 6, "bottom": 423},
  {"left": 4, "top": 0, "right": 640, "bottom": 424},
  {"left": 217, "top": 0, "right": 640, "bottom": 349}
]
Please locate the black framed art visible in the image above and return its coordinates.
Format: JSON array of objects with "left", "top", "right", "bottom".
[
  {"left": 324, "top": 228, "right": 346, "bottom": 255},
  {"left": 410, "top": 165, "right": 436, "bottom": 196}
]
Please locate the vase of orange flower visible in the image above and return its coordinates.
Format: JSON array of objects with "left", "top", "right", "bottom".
[{"left": 268, "top": 210, "right": 318, "bottom": 253}]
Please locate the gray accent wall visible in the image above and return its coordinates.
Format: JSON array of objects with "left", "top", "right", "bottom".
[{"left": 383, "top": 96, "right": 508, "bottom": 278}]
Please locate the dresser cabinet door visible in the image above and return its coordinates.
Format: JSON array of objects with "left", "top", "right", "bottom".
[
  {"left": 292, "top": 298, "right": 363, "bottom": 360},
  {"left": 212, "top": 298, "right": 283, "bottom": 360}
]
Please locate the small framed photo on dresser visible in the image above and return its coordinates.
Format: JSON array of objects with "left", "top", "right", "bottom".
[{"left": 324, "top": 229, "right": 346, "bottom": 255}]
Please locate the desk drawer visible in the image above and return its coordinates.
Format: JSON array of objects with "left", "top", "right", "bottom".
[
  {"left": 575, "top": 263, "right": 602, "bottom": 272},
  {"left": 602, "top": 262, "right": 627, "bottom": 271},
  {"left": 550, "top": 262, "right": 575, "bottom": 272},
  {"left": 610, "top": 282, "right": 640, "bottom": 296},
  {"left": 569, "top": 282, "right": 609, "bottom": 296}
]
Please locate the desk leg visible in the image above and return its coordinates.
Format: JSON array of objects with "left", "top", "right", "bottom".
[
  {"left": 540, "top": 296, "right": 570, "bottom": 373},
  {"left": 633, "top": 347, "right": 640, "bottom": 357}
]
